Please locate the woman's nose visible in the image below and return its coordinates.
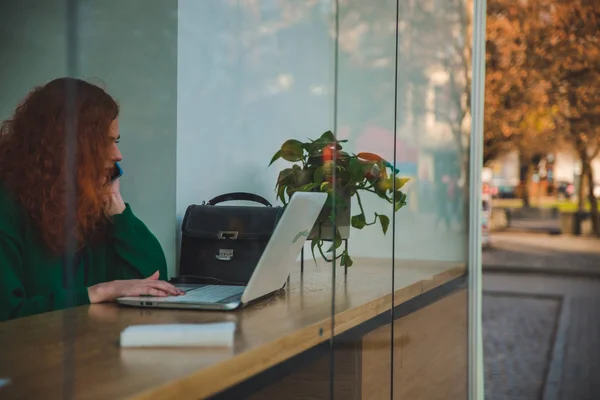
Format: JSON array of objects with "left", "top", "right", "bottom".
[{"left": 112, "top": 146, "right": 123, "bottom": 162}]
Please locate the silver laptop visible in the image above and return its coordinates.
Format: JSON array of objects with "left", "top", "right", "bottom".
[{"left": 117, "top": 192, "right": 327, "bottom": 311}]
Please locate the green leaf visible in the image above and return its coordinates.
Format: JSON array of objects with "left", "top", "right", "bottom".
[
  {"left": 311, "top": 238, "right": 320, "bottom": 266},
  {"left": 320, "top": 130, "right": 336, "bottom": 143},
  {"left": 326, "top": 223, "right": 343, "bottom": 252},
  {"left": 336, "top": 151, "right": 350, "bottom": 166},
  {"left": 394, "top": 191, "right": 407, "bottom": 211},
  {"left": 374, "top": 183, "right": 391, "bottom": 201},
  {"left": 304, "top": 132, "right": 348, "bottom": 156},
  {"left": 277, "top": 185, "right": 287, "bottom": 205},
  {"left": 320, "top": 181, "right": 331, "bottom": 192},
  {"left": 362, "top": 161, "right": 376, "bottom": 177},
  {"left": 340, "top": 252, "right": 353, "bottom": 267},
  {"left": 280, "top": 139, "right": 304, "bottom": 162},
  {"left": 351, "top": 213, "right": 366, "bottom": 229},
  {"left": 304, "top": 141, "right": 322, "bottom": 156},
  {"left": 294, "top": 168, "right": 311, "bottom": 186},
  {"left": 277, "top": 168, "right": 295, "bottom": 185},
  {"left": 298, "top": 183, "right": 319, "bottom": 192},
  {"left": 394, "top": 190, "right": 407, "bottom": 203},
  {"left": 322, "top": 160, "right": 335, "bottom": 178},
  {"left": 269, "top": 149, "right": 282, "bottom": 166},
  {"left": 395, "top": 177, "right": 410, "bottom": 189},
  {"left": 349, "top": 157, "right": 365, "bottom": 182},
  {"left": 326, "top": 238, "right": 343, "bottom": 253},
  {"left": 378, "top": 214, "right": 390, "bottom": 235},
  {"left": 313, "top": 167, "right": 325, "bottom": 184},
  {"left": 377, "top": 177, "right": 393, "bottom": 193}
]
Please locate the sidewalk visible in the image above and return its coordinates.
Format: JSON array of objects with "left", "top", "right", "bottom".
[
  {"left": 483, "top": 231, "right": 600, "bottom": 399},
  {"left": 484, "top": 273, "right": 600, "bottom": 400},
  {"left": 483, "top": 232, "right": 600, "bottom": 277}
]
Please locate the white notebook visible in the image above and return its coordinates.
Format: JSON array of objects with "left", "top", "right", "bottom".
[{"left": 120, "top": 322, "right": 236, "bottom": 348}]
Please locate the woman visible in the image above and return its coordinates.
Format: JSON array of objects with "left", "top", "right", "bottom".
[{"left": 0, "top": 77, "right": 182, "bottom": 321}]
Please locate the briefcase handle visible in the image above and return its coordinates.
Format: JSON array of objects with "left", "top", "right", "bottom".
[{"left": 206, "top": 192, "right": 273, "bottom": 207}]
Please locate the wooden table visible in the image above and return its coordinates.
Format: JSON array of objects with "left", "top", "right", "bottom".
[{"left": 0, "top": 258, "right": 467, "bottom": 400}]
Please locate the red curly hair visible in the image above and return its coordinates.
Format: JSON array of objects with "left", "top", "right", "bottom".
[{"left": 0, "top": 77, "right": 119, "bottom": 254}]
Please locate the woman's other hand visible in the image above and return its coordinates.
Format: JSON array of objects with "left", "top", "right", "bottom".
[
  {"left": 105, "top": 177, "right": 126, "bottom": 216},
  {"left": 87, "top": 271, "right": 184, "bottom": 303}
]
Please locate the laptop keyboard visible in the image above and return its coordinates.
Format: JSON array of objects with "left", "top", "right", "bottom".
[
  {"left": 180, "top": 285, "right": 245, "bottom": 302},
  {"left": 175, "top": 285, "right": 205, "bottom": 293}
]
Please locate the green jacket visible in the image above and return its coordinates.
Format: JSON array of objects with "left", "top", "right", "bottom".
[{"left": 0, "top": 185, "right": 168, "bottom": 321}]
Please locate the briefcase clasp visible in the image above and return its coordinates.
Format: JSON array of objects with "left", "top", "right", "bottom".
[{"left": 217, "top": 231, "right": 239, "bottom": 240}]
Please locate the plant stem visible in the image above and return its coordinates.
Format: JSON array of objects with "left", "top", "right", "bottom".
[
  {"left": 355, "top": 190, "right": 367, "bottom": 216},
  {"left": 317, "top": 241, "right": 332, "bottom": 262},
  {"left": 360, "top": 188, "right": 379, "bottom": 195},
  {"left": 317, "top": 240, "right": 344, "bottom": 263},
  {"left": 358, "top": 188, "right": 393, "bottom": 203}
]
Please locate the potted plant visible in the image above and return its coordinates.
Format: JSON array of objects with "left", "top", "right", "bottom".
[{"left": 269, "top": 131, "right": 409, "bottom": 267}]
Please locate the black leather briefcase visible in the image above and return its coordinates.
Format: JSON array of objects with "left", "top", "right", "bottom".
[{"left": 178, "top": 192, "right": 283, "bottom": 286}]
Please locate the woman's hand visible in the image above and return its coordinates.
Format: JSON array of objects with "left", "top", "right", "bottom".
[
  {"left": 105, "top": 177, "right": 126, "bottom": 216},
  {"left": 88, "top": 271, "right": 184, "bottom": 303}
]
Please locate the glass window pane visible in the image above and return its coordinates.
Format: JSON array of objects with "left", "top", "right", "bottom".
[
  {"left": 393, "top": 0, "right": 471, "bottom": 397},
  {"left": 333, "top": 0, "right": 397, "bottom": 397},
  {"left": 0, "top": 0, "right": 476, "bottom": 398}
]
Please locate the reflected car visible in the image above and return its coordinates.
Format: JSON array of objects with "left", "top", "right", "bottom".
[
  {"left": 556, "top": 181, "right": 574, "bottom": 199},
  {"left": 490, "top": 178, "right": 518, "bottom": 198},
  {"left": 495, "top": 184, "right": 517, "bottom": 199}
]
